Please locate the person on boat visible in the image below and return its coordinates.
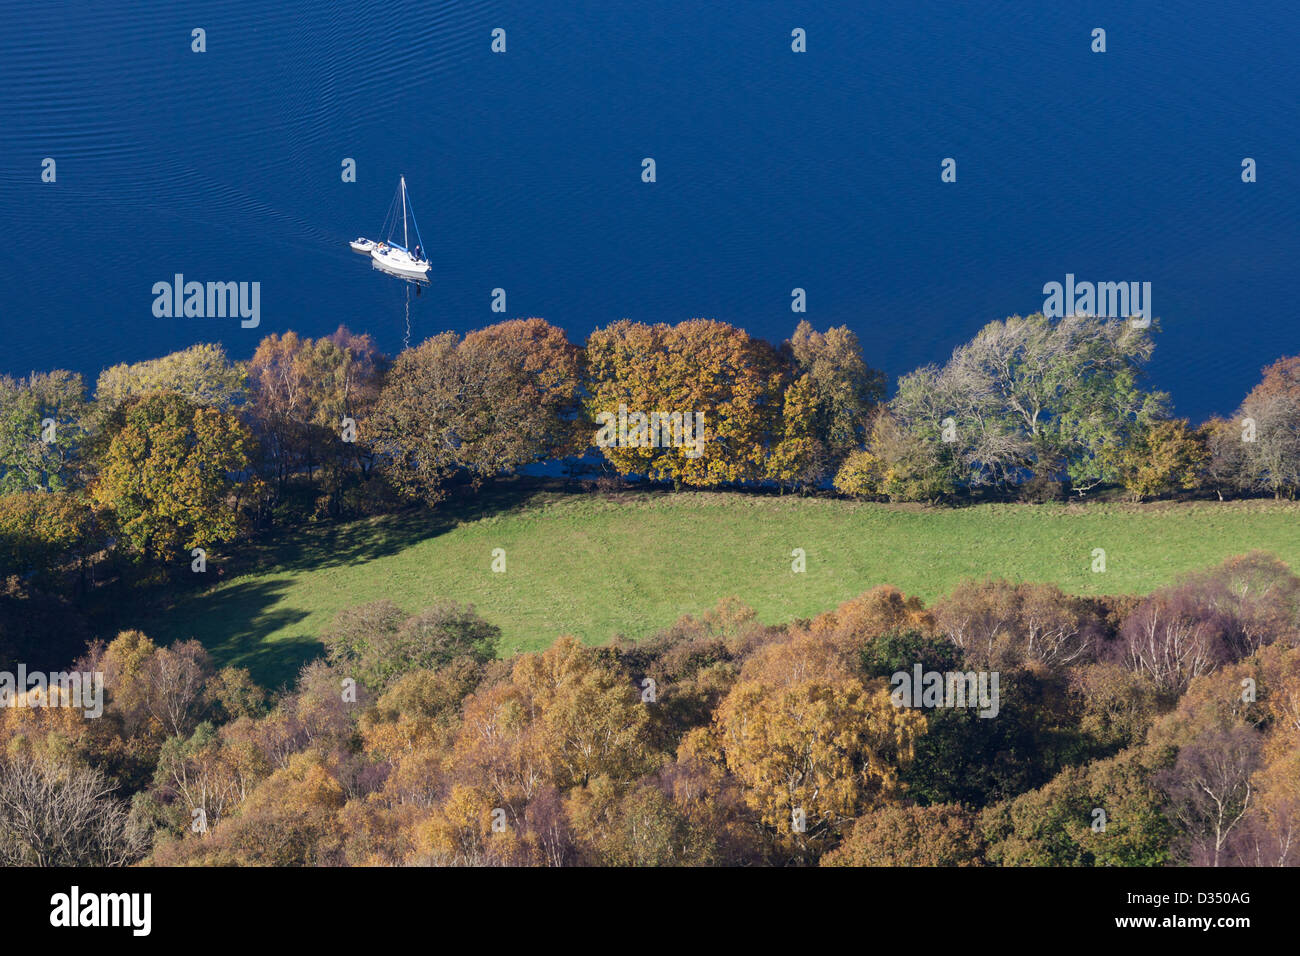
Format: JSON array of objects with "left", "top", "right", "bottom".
[{"left": 413, "top": 244, "right": 422, "bottom": 261}]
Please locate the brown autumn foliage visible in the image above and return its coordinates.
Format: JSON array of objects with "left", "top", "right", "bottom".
[
  {"left": 932, "top": 579, "right": 1102, "bottom": 670},
  {"left": 583, "top": 319, "right": 787, "bottom": 487},
  {"left": 369, "top": 319, "right": 582, "bottom": 505},
  {"left": 4, "top": 553, "right": 1299, "bottom": 868},
  {"left": 822, "top": 803, "right": 985, "bottom": 866}
]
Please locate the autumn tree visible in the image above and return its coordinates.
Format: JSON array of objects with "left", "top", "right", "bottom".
[
  {"left": 713, "top": 620, "right": 926, "bottom": 860},
  {"left": 150, "top": 719, "right": 272, "bottom": 839},
  {"left": 1235, "top": 355, "right": 1300, "bottom": 499},
  {"left": 246, "top": 328, "right": 387, "bottom": 510},
  {"left": 1116, "top": 586, "right": 1230, "bottom": 696},
  {"left": 246, "top": 331, "right": 317, "bottom": 488},
  {"left": 414, "top": 783, "right": 518, "bottom": 866},
  {"left": 1068, "top": 661, "right": 1162, "bottom": 752},
  {"left": 456, "top": 318, "right": 585, "bottom": 471},
  {"left": 786, "top": 321, "right": 886, "bottom": 455},
  {"left": 1202, "top": 416, "right": 1248, "bottom": 501},
  {"left": 447, "top": 637, "right": 657, "bottom": 831},
  {"left": 765, "top": 373, "right": 829, "bottom": 492},
  {"left": 769, "top": 322, "right": 886, "bottom": 489},
  {"left": 715, "top": 674, "right": 924, "bottom": 859},
  {"left": 1177, "top": 551, "right": 1300, "bottom": 655},
  {"left": 1110, "top": 554, "right": 1298, "bottom": 696},
  {"left": 371, "top": 320, "right": 581, "bottom": 504},
  {"left": 79, "top": 632, "right": 215, "bottom": 748},
  {"left": 91, "top": 392, "right": 260, "bottom": 560},
  {"left": 1229, "top": 716, "right": 1300, "bottom": 867},
  {"left": 151, "top": 751, "right": 346, "bottom": 865},
  {"left": 0, "top": 490, "right": 100, "bottom": 588},
  {"left": 95, "top": 343, "right": 247, "bottom": 413},
  {"left": 832, "top": 446, "right": 887, "bottom": 498},
  {"left": 1157, "top": 725, "right": 1262, "bottom": 866},
  {"left": 1110, "top": 417, "right": 1208, "bottom": 501},
  {"left": 1145, "top": 664, "right": 1271, "bottom": 866},
  {"left": 565, "top": 775, "right": 712, "bottom": 866},
  {"left": 807, "top": 584, "right": 936, "bottom": 646},
  {"left": 583, "top": 319, "right": 785, "bottom": 488},
  {"left": 822, "top": 803, "right": 985, "bottom": 866},
  {"left": 931, "top": 579, "right": 1101, "bottom": 670}
]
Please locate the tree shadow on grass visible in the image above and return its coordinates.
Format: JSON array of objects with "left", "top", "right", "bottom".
[
  {"left": 263, "top": 477, "right": 565, "bottom": 575},
  {"left": 121, "top": 480, "right": 572, "bottom": 688},
  {"left": 128, "top": 577, "right": 318, "bottom": 690}
]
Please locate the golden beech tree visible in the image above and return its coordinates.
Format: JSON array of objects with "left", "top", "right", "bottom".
[
  {"left": 583, "top": 319, "right": 785, "bottom": 487},
  {"left": 765, "top": 373, "right": 827, "bottom": 492},
  {"left": 704, "top": 587, "right": 931, "bottom": 858},
  {"left": 447, "top": 637, "right": 657, "bottom": 832},
  {"left": 457, "top": 318, "right": 585, "bottom": 468},
  {"left": 714, "top": 652, "right": 925, "bottom": 858}
]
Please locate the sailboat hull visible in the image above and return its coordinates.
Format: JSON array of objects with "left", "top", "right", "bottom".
[{"left": 371, "top": 245, "right": 430, "bottom": 279}]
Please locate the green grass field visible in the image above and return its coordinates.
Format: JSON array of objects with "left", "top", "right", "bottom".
[{"left": 135, "top": 487, "right": 1300, "bottom": 687}]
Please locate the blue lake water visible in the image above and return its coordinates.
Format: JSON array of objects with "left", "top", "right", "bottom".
[{"left": 1, "top": 1, "right": 1296, "bottom": 422}]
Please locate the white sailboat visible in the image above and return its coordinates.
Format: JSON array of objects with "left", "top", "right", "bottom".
[{"left": 369, "top": 176, "right": 431, "bottom": 282}]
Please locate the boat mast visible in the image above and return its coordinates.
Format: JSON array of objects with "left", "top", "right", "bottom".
[{"left": 401, "top": 176, "right": 409, "bottom": 250}]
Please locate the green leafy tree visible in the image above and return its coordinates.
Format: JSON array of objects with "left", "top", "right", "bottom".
[
  {"left": 885, "top": 314, "right": 1163, "bottom": 496},
  {"left": 323, "top": 600, "right": 499, "bottom": 692},
  {"left": 0, "top": 371, "right": 90, "bottom": 494},
  {"left": 91, "top": 392, "right": 260, "bottom": 559},
  {"left": 982, "top": 746, "right": 1174, "bottom": 866},
  {"left": 866, "top": 406, "right": 961, "bottom": 503}
]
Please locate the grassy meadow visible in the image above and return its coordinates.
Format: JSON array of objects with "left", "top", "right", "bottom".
[{"left": 134, "top": 487, "right": 1300, "bottom": 686}]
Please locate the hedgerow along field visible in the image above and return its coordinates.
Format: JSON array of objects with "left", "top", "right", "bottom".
[{"left": 137, "top": 487, "right": 1300, "bottom": 687}]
